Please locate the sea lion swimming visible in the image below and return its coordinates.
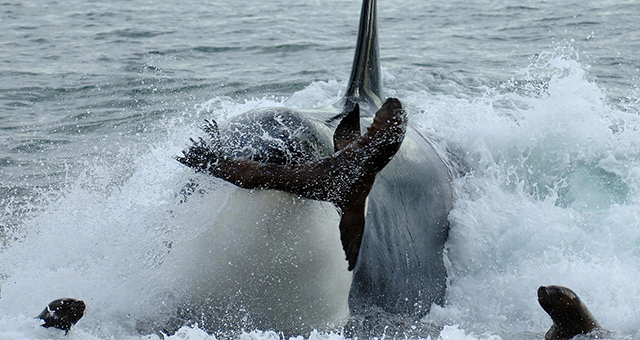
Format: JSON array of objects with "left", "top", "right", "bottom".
[
  {"left": 538, "top": 285, "right": 607, "bottom": 340},
  {"left": 169, "top": 0, "right": 453, "bottom": 333},
  {"left": 36, "top": 298, "right": 85, "bottom": 334}
]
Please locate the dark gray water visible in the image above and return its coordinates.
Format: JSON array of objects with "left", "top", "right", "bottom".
[
  {"left": 1, "top": 0, "right": 638, "bottom": 194},
  {"left": 1, "top": 1, "right": 640, "bottom": 339}
]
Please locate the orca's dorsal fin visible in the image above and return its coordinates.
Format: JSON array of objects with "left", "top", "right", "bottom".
[{"left": 344, "top": 0, "right": 383, "bottom": 115}]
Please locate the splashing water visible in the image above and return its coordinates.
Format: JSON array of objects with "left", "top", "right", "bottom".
[{"left": 1, "top": 48, "right": 639, "bottom": 340}]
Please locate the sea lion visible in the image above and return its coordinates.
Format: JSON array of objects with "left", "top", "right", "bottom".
[
  {"left": 538, "top": 285, "right": 607, "bottom": 340},
  {"left": 36, "top": 298, "right": 85, "bottom": 334},
  {"left": 179, "top": 98, "right": 407, "bottom": 270}
]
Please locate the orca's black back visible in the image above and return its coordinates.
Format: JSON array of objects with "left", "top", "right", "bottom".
[{"left": 350, "top": 127, "right": 453, "bottom": 316}]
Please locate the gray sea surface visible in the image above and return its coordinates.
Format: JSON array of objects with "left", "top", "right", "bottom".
[{"left": 1, "top": 0, "right": 638, "bottom": 200}]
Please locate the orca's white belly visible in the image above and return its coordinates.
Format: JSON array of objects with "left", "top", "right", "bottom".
[{"left": 167, "top": 188, "right": 352, "bottom": 332}]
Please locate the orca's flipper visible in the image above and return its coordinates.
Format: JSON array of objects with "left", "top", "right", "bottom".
[{"left": 177, "top": 98, "right": 407, "bottom": 270}]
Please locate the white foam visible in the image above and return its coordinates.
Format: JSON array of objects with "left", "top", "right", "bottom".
[
  {"left": 413, "top": 51, "right": 640, "bottom": 335},
  {"left": 1, "top": 49, "right": 638, "bottom": 339}
]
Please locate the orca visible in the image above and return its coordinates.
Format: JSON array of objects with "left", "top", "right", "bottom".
[{"left": 172, "top": 0, "right": 453, "bottom": 333}]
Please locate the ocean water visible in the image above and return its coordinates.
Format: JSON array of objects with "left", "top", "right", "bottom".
[{"left": 1, "top": 0, "right": 640, "bottom": 339}]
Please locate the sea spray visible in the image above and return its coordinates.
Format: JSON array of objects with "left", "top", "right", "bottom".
[
  {"left": 420, "top": 51, "right": 640, "bottom": 334},
  {"left": 0, "top": 51, "right": 638, "bottom": 339}
]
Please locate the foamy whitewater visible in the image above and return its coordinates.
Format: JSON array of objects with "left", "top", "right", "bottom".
[
  {"left": 1, "top": 48, "right": 639, "bottom": 339},
  {"left": 2, "top": 0, "right": 640, "bottom": 339}
]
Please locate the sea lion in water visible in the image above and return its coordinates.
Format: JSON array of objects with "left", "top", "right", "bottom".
[
  {"left": 36, "top": 298, "right": 85, "bottom": 334},
  {"left": 538, "top": 285, "right": 607, "bottom": 340}
]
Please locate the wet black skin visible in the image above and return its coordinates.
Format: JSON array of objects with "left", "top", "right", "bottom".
[
  {"left": 37, "top": 298, "right": 86, "bottom": 334},
  {"left": 538, "top": 285, "right": 604, "bottom": 340}
]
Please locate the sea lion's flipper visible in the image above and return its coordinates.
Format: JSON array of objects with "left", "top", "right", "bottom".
[
  {"left": 177, "top": 98, "right": 407, "bottom": 269},
  {"left": 334, "top": 104, "right": 362, "bottom": 152},
  {"left": 338, "top": 200, "right": 366, "bottom": 271}
]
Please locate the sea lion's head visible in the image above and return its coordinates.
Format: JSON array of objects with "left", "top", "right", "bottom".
[
  {"left": 538, "top": 285, "right": 583, "bottom": 321},
  {"left": 538, "top": 285, "right": 599, "bottom": 339},
  {"left": 37, "top": 298, "right": 86, "bottom": 333}
]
